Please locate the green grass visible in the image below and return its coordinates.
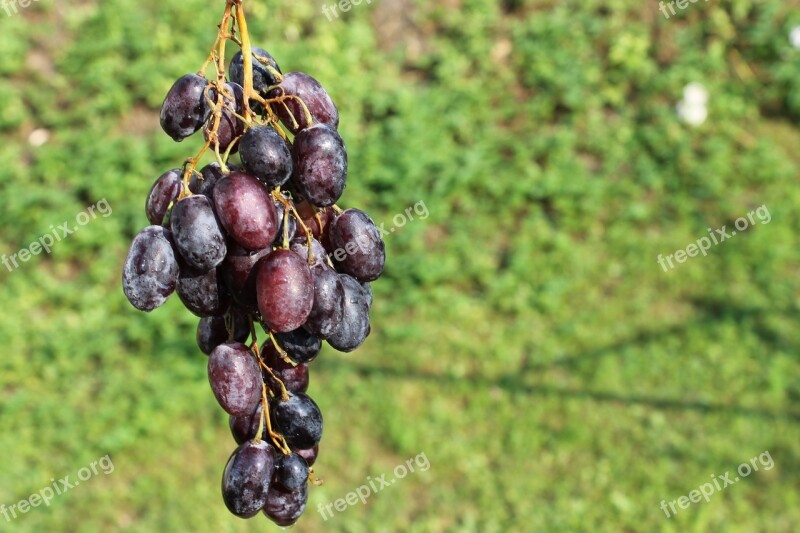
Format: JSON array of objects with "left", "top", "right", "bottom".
[{"left": 0, "top": 0, "right": 799, "bottom": 531}]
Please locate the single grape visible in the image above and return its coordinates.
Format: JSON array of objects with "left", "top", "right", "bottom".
[
  {"left": 145, "top": 169, "right": 182, "bottom": 226},
  {"left": 177, "top": 264, "right": 230, "bottom": 317},
  {"left": 256, "top": 249, "right": 314, "bottom": 333},
  {"left": 273, "top": 328, "right": 321, "bottom": 364},
  {"left": 229, "top": 48, "right": 281, "bottom": 95},
  {"left": 189, "top": 162, "right": 228, "bottom": 199},
  {"left": 205, "top": 82, "right": 245, "bottom": 155},
  {"left": 222, "top": 440, "right": 275, "bottom": 518},
  {"left": 270, "top": 393, "right": 323, "bottom": 450},
  {"left": 122, "top": 226, "right": 180, "bottom": 312},
  {"left": 160, "top": 73, "right": 212, "bottom": 141},
  {"left": 289, "top": 236, "right": 328, "bottom": 267},
  {"left": 229, "top": 402, "right": 264, "bottom": 445},
  {"left": 238, "top": 126, "right": 293, "bottom": 188},
  {"left": 273, "top": 196, "right": 298, "bottom": 245},
  {"left": 295, "top": 446, "right": 319, "bottom": 467},
  {"left": 273, "top": 453, "right": 308, "bottom": 492},
  {"left": 294, "top": 201, "right": 335, "bottom": 242},
  {"left": 291, "top": 123, "right": 347, "bottom": 207},
  {"left": 261, "top": 340, "right": 309, "bottom": 394},
  {"left": 208, "top": 342, "right": 263, "bottom": 416},
  {"left": 263, "top": 484, "right": 307, "bottom": 527},
  {"left": 170, "top": 195, "right": 227, "bottom": 271},
  {"left": 328, "top": 208, "right": 386, "bottom": 282},
  {"left": 220, "top": 243, "right": 271, "bottom": 312},
  {"left": 196, "top": 309, "right": 251, "bottom": 355},
  {"left": 213, "top": 172, "right": 278, "bottom": 250},
  {"left": 327, "top": 274, "right": 371, "bottom": 352},
  {"left": 303, "top": 263, "right": 345, "bottom": 339},
  {"left": 268, "top": 72, "right": 339, "bottom": 134}
]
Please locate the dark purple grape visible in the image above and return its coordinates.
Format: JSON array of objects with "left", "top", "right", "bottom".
[
  {"left": 196, "top": 309, "right": 251, "bottom": 355},
  {"left": 208, "top": 342, "right": 263, "bottom": 416},
  {"left": 145, "top": 169, "right": 182, "bottom": 226},
  {"left": 270, "top": 393, "right": 323, "bottom": 450},
  {"left": 189, "top": 162, "right": 227, "bottom": 198},
  {"left": 291, "top": 123, "right": 347, "bottom": 207},
  {"left": 274, "top": 328, "right": 321, "bottom": 364},
  {"left": 302, "top": 264, "right": 344, "bottom": 339},
  {"left": 261, "top": 341, "right": 309, "bottom": 394},
  {"left": 220, "top": 243, "right": 271, "bottom": 312},
  {"left": 263, "top": 484, "right": 307, "bottom": 527},
  {"left": 295, "top": 446, "right": 318, "bottom": 467},
  {"left": 205, "top": 82, "right": 245, "bottom": 155},
  {"left": 256, "top": 250, "right": 314, "bottom": 333},
  {"left": 229, "top": 402, "right": 265, "bottom": 445},
  {"left": 160, "top": 73, "right": 212, "bottom": 141},
  {"left": 273, "top": 197, "right": 298, "bottom": 245},
  {"left": 222, "top": 440, "right": 275, "bottom": 518},
  {"left": 122, "top": 226, "right": 180, "bottom": 312},
  {"left": 290, "top": 236, "right": 328, "bottom": 267},
  {"left": 273, "top": 453, "right": 308, "bottom": 492},
  {"left": 170, "top": 195, "right": 227, "bottom": 271},
  {"left": 176, "top": 264, "right": 230, "bottom": 317},
  {"left": 268, "top": 72, "right": 339, "bottom": 134},
  {"left": 360, "top": 281, "right": 373, "bottom": 308},
  {"left": 213, "top": 172, "right": 278, "bottom": 250},
  {"left": 294, "top": 198, "right": 335, "bottom": 241},
  {"left": 327, "top": 274, "right": 371, "bottom": 352},
  {"left": 238, "top": 126, "right": 293, "bottom": 188},
  {"left": 328, "top": 209, "right": 386, "bottom": 282},
  {"left": 229, "top": 48, "right": 281, "bottom": 95}
]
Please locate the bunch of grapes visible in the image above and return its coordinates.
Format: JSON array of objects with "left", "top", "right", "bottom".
[{"left": 120, "top": 0, "right": 385, "bottom": 525}]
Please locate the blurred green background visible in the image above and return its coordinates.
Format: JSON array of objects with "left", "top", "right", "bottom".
[{"left": 1, "top": 0, "right": 799, "bottom": 531}]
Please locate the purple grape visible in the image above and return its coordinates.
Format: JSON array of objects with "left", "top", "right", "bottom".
[
  {"left": 208, "top": 342, "right": 263, "bottom": 416},
  {"left": 295, "top": 446, "right": 318, "bottom": 467},
  {"left": 256, "top": 249, "right": 314, "bottom": 333},
  {"left": 328, "top": 208, "right": 386, "bottom": 282},
  {"left": 261, "top": 341, "right": 309, "bottom": 394},
  {"left": 189, "top": 162, "right": 226, "bottom": 198},
  {"left": 170, "top": 195, "right": 227, "bottom": 271},
  {"left": 160, "top": 73, "right": 212, "bottom": 141},
  {"left": 327, "top": 274, "right": 371, "bottom": 352},
  {"left": 273, "top": 328, "right": 321, "bottom": 364},
  {"left": 289, "top": 237, "right": 328, "bottom": 267},
  {"left": 229, "top": 48, "right": 281, "bottom": 95},
  {"left": 122, "top": 226, "right": 180, "bottom": 312},
  {"left": 205, "top": 82, "right": 245, "bottom": 155},
  {"left": 196, "top": 309, "right": 251, "bottom": 355},
  {"left": 302, "top": 263, "right": 345, "bottom": 339},
  {"left": 263, "top": 484, "right": 307, "bottom": 527},
  {"left": 145, "top": 169, "right": 182, "bottom": 226},
  {"left": 291, "top": 123, "right": 347, "bottom": 207},
  {"left": 220, "top": 243, "right": 271, "bottom": 312},
  {"left": 273, "top": 196, "right": 298, "bottom": 245},
  {"left": 176, "top": 264, "right": 230, "bottom": 317},
  {"left": 222, "top": 440, "right": 275, "bottom": 518},
  {"left": 294, "top": 197, "right": 335, "bottom": 241},
  {"left": 213, "top": 172, "right": 278, "bottom": 250},
  {"left": 238, "top": 126, "right": 293, "bottom": 188},
  {"left": 273, "top": 453, "right": 308, "bottom": 492},
  {"left": 268, "top": 72, "right": 339, "bottom": 134},
  {"left": 229, "top": 402, "right": 265, "bottom": 445},
  {"left": 270, "top": 393, "right": 323, "bottom": 450}
]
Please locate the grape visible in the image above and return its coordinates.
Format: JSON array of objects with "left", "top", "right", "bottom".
[
  {"left": 238, "top": 126, "right": 293, "bottom": 188},
  {"left": 190, "top": 162, "right": 227, "bottom": 199},
  {"left": 170, "top": 195, "right": 227, "bottom": 271},
  {"left": 205, "top": 82, "right": 245, "bottom": 155},
  {"left": 263, "top": 484, "right": 307, "bottom": 527},
  {"left": 213, "top": 172, "right": 279, "bottom": 250},
  {"left": 327, "top": 274, "right": 371, "bottom": 352},
  {"left": 289, "top": 236, "right": 328, "bottom": 267},
  {"left": 229, "top": 48, "right": 281, "bottom": 95},
  {"left": 303, "top": 264, "right": 345, "bottom": 339},
  {"left": 145, "top": 169, "right": 182, "bottom": 226},
  {"left": 160, "top": 73, "right": 212, "bottom": 141},
  {"left": 294, "top": 203, "right": 335, "bottom": 242},
  {"left": 177, "top": 264, "right": 230, "bottom": 317},
  {"left": 360, "top": 281, "right": 373, "bottom": 308},
  {"left": 261, "top": 340, "right": 309, "bottom": 394},
  {"left": 122, "top": 226, "right": 180, "bottom": 312},
  {"left": 328, "top": 209, "right": 386, "bottom": 282},
  {"left": 196, "top": 309, "right": 251, "bottom": 355},
  {"left": 295, "top": 446, "right": 318, "bottom": 467},
  {"left": 220, "top": 244, "right": 271, "bottom": 312},
  {"left": 273, "top": 196, "right": 298, "bottom": 244},
  {"left": 273, "top": 328, "right": 321, "bottom": 364},
  {"left": 270, "top": 393, "right": 323, "bottom": 450},
  {"left": 222, "top": 440, "right": 275, "bottom": 518},
  {"left": 268, "top": 72, "right": 339, "bottom": 134},
  {"left": 273, "top": 453, "right": 308, "bottom": 492},
  {"left": 229, "top": 402, "right": 264, "bottom": 445},
  {"left": 208, "top": 342, "right": 263, "bottom": 416},
  {"left": 291, "top": 123, "right": 347, "bottom": 207},
  {"left": 256, "top": 249, "right": 314, "bottom": 333}
]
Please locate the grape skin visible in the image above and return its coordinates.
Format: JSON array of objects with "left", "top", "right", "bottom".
[
  {"left": 170, "top": 195, "right": 228, "bottom": 271},
  {"left": 256, "top": 249, "right": 314, "bottom": 333},
  {"left": 303, "top": 263, "right": 345, "bottom": 339},
  {"left": 205, "top": 82, "right": 245, "bottom": 155},
  {"left": 327, "top": 274, "right": 371, "bottom": 352},
  {"left": 229, "top": 47, "right": 281, "bottom": 95},
  {"left": 291, "top": 123, "right": 348, "bottom": 207},
  {"left": 268, "top": 72, "right": 339, "bottom": 134},
  {"left": 263, "top": 483, "right": 308, "bottom": 527},
  {"left": 176, "top": 264, "right": 230, "bottom": 317},
  {"left": 145, "top": 169, "right": 182, "bottom": 226},
  {"left": 220, "top": 243, "right": 271, "bottom": 313},
  {"left": 238, "top": 126, "right": 293, "bottom": 188},
  {"left": 222, "top": 440, "right": 276, "bottom": 518},
  {"left": 273, "top": 453, "right": 309, "bottom": 492},
  {"left": 328, "top": 208, "right": 386, "bottom": 282},
  {"left": 196, "top": 309, "right": 251, "bottom": 355},
  {"left": 273, "top": 328, "right": 322, "bottom": 364},
  {"left": 208, "top": 342, "right": 263, "bottom": 417},
  {"left": 270, "top": 393, "right": 323, "bottom": 450},
  {"left": 213, "top": 172, "right": 279, "bottom": 251},
  {"left": 160, "top": 73, "right": 212, "bottom": 142},
  {"left": 229, "top": 402, "right": 265, "bottom": 445},
  {"left": 122, "top": 226, "right": 180, "bottom": 312},
  {"left": 261, "top": 341, "right": 309, "bottom": 394}
]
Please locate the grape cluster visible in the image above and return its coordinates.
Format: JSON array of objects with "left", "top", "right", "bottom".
[{"left": 121, "top": 1, "right": 385, "bottom": 525}]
